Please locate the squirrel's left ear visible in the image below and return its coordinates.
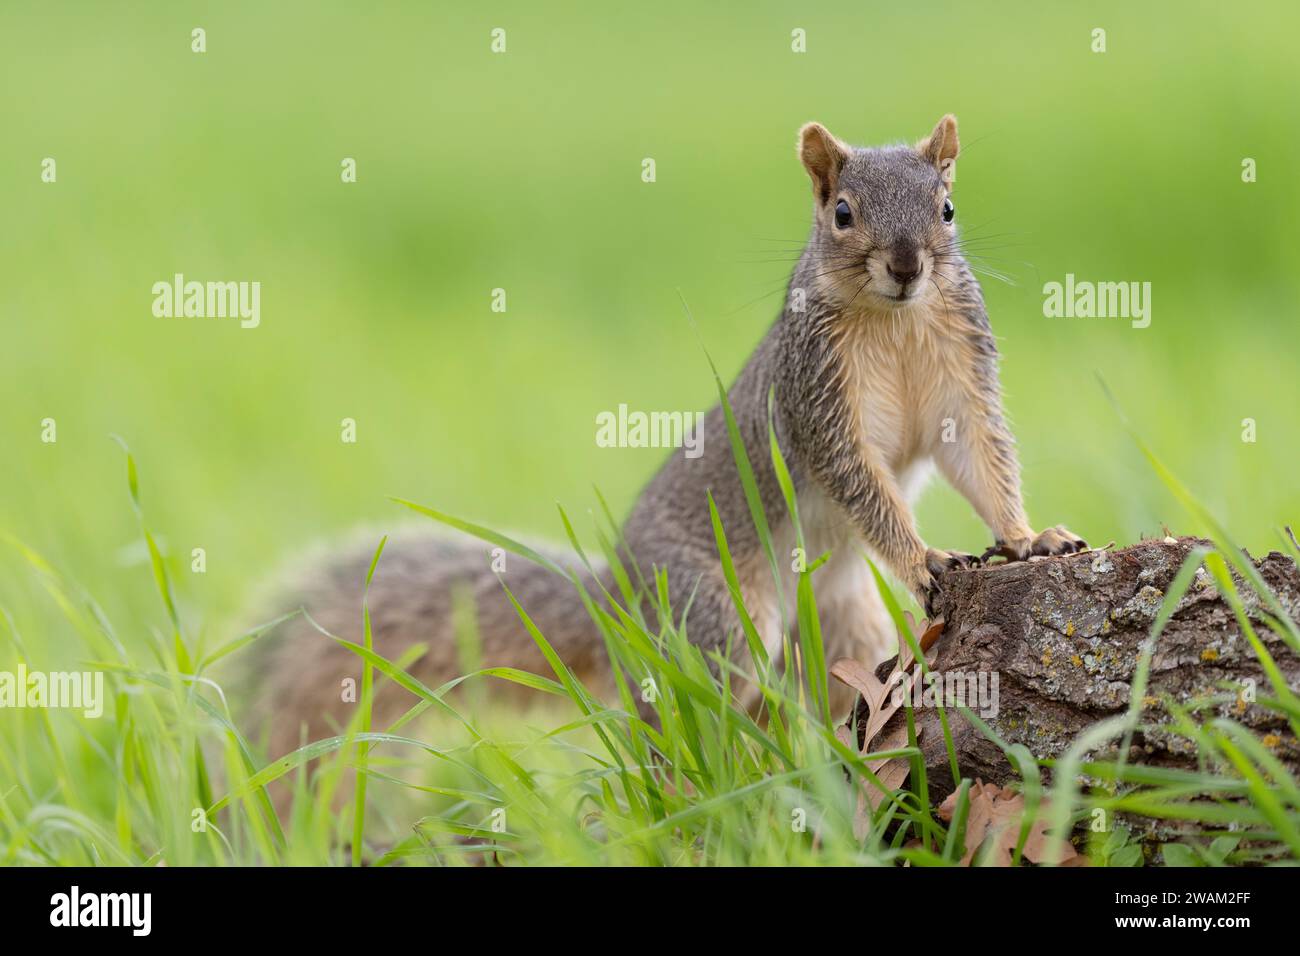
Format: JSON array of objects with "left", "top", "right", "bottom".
[{"left": 917, "top": 114, "right": 959, "bottom": 187}]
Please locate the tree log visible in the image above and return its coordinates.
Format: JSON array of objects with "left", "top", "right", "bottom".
[{"left": 872, "top": 537, "right": 1300, "bottom": 800}]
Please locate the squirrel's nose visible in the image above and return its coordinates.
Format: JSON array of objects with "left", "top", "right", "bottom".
[{"left": 885, "top": 251, "right": 922, "bottom": 287}]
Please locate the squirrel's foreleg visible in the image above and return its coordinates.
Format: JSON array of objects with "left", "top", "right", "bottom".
[{"left": 935, "top": 387, "right": 1087, "bottom": 562}]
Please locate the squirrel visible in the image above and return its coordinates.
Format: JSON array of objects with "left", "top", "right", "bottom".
[{"left": 248, "top": 115, "right": 1085, "bottom": 759}]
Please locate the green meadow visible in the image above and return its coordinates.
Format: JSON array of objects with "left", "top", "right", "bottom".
[{"left": 1, "top": 1, "right": 1297, "bottom": 865}]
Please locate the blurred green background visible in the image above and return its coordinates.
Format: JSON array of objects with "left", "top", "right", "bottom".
[{"left": 2, "top": 0, "right": 1297, "bottom": 658}]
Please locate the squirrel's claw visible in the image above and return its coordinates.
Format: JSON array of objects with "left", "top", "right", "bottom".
[
  {"left": 926, "top": 547, "right": 981, "bottom": 574},
  {"left": 1032, "top": 525, "right": 1088, "bottom": 556},
  {"left": 983, "top": 526, "right": 1088, "bottom": 564},
  {"left": 921, "top": 548, "right": 981, "bottom": 616},
  {"left": 980, "top": 541, "right": 1018, "bottom": 563},
  {"left": 924, "top": 583, "right": 941, "bottom": 619}
]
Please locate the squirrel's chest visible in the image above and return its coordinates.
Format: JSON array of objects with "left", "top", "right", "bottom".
[{"left": 837, "top": 325, "right": 956, "bottom": 472}]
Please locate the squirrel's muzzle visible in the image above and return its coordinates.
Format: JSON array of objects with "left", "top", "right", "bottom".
[{"left": 884, "top": 242, "right": 923, "bottom": 289}]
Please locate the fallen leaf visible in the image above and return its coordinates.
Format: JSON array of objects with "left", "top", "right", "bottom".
[
  {"left": 937, "top": 778, "right": 1080, "bottom": 867},
  {"left": 831, "top": 616, "right": 945, "bottom": 834}
]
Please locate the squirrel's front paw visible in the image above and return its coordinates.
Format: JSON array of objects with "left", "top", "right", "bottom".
[
  {"left": 927, "top": 547, "right": 981, "bottom": 573},
  {"left": 918, "top": 548, "right": 980, "bottom": 616},
  {"left": 981, "top": 525, "right": 1087, "bottom": 563}
]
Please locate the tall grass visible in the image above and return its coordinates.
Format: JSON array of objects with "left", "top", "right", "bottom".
[{"left": 1, "top": 396, "right": 1297, "bottom": 866}]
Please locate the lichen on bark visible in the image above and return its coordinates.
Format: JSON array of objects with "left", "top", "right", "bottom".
[{"left": 875, "top": 537, "right": 1300, "bottom": 800}]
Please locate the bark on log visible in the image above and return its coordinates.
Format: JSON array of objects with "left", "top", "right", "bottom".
[{"left": 873, "top": 536, "right": 1300, "bottom": 801}]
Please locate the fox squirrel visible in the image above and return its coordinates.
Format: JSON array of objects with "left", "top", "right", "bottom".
[{"left": 249, "top": 115, "right": 1084, "bottom": 758}]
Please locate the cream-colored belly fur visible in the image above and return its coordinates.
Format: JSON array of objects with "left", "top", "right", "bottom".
[{"left": 745, "top": 308, "right": 968, "bottom": 683}]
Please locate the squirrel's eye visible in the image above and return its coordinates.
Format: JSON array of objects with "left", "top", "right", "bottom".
[
  {"left": 834, "top": 199, "right": 852, "bottom": 229},
  {"left": 942, "top": 198, "right": 955, "bottom": 223}
]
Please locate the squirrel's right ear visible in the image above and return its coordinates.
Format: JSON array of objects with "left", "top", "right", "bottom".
[{"left": 798, "top": 123, "right": 850, "bottom": 205}]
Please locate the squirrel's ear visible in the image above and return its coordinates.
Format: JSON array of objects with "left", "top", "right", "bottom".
[
  {"left": 917, "top": 114, "right": 959, "bottom": 186},
  {"left": 798, "top": 122, "right": 850, "bottom": 204}
]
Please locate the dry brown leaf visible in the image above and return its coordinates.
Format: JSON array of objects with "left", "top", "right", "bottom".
[
  {"left": 1015, "top": 811, "right": 1082, "bottom": 866},
  {"left": 864, "top": 723, "right": 913, "bottom": 808},
  {"left": 847, "top": 723, "right": 917, "bottom": 838},
  {"left": 833, "top": 723, "right": 855, "bottom": 751},
  {"left": 828, "top": 658, "right": 888, "bottom": 716},
  {"left": 937, "top": 778, "right": 1081, "bottom": 867},
  {"left": 831, "top": 616, "right": 947, "bottom": 836},
  {"left": 918, "top": 617, "right": 945, "bottom": 651},
  {"left": 863, "top": 647, "right": 939, "bottom": 745},
  {"left": 897, "top": 614, "right": 945, "bottom": 672},
  {"left": 834, "top": 617, "right": 943, "bottom": 752}
]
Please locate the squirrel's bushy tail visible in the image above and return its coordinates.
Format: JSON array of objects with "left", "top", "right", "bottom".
[{"left": 242, "top": 528, "right": 609, "bottom": 764}]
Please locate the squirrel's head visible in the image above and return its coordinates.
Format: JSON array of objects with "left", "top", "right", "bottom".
[{"left": 797, "top": 116, "right": 959, "bottom": 311}]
